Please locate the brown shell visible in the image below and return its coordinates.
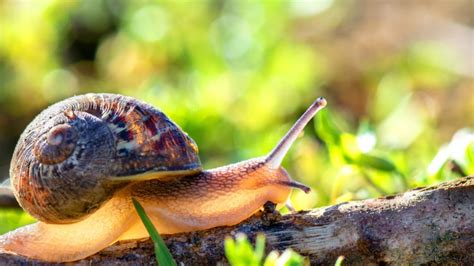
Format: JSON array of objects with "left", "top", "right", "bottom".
[{"left": 10, "top": 93, "right": 201, "bottom": 224}]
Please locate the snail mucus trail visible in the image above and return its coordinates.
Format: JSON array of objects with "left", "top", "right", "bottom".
[{"left": 0, "top": 94, "right": 327, "bottom": 262}]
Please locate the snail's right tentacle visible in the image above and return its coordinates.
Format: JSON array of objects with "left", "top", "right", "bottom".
[{"left": 266, "top": 97, "right": 327, "bottom": 169}]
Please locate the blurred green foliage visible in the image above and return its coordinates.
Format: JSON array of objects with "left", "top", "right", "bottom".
[
  {"left": 0, "top": 0, "right": 472, "bottom": 252},
  {"left": 0, "top": 208, "right": 35, "bottom": 234},
  {"left": 225, "top": 234, "right": 306, "bottom": 266}
]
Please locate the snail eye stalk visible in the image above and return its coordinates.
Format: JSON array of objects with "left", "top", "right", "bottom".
[{"left": 266, "top": 97, "right": 327, "bottom": 169}]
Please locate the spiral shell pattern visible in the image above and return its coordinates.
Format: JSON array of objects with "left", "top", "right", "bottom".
[
  {"left": 33, "top": 124, "right": 78, "bottom": 165},
  {"left": 10, "top": 93, "right": 201, "bottom": 223}
]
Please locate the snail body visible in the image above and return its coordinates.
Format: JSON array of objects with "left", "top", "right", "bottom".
[{"left": 0, "top": 93, "right": 327, "bottom": 262}]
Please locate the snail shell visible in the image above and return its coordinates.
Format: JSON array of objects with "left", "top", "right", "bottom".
[{"left": 10, "top": 93, "right": 201, "bottom": 224}]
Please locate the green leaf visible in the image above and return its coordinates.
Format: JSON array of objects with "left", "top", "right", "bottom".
[
  {"left": 335, "top": 256, "right": 344, "bottom": 266},
  {"left": 254, "top": 234, "right": 266, "bottom": 263},
  {"left": 132, "top": 198, "right": 176, "bottom": 266},
  {"left": 224, "top": 236, "right": 238, "bottom": 265},
  {"left": 340, "top": 133, "right": 361, "bottom": 161},
  {"left": 315, "top": 109, "right": 342, "bottom": 145},
  {"left": 236, "top": 234, "right": 256, "bottom": 264},
  {"left": 225, "top": 233, "right": 260, "bottom": 266},
  {"left": 225, "top": 233, "right": 273, "bottom": 266},
  {"left": 263, "top": 251, "right": 279, "bottom": 266},
  {"left": 275, "top": 249, "right": 304, "bottom": 266},
  {"left": 357, "top": 154, "right": 397, "bottom": 172},
  {"left": 465, "top": 142, "right": 474, "bottom": 173}
]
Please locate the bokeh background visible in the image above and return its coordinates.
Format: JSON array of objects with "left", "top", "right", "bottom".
[{"left": 0, "top": 0, "right": 473, "bottom": 233}]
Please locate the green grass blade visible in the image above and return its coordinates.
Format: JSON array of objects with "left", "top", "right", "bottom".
[
  {"left": 254, "top": 234, "right": 266, "bottom": 263},
  {"left": 335, "top": 256, "right": 344, "bottom": 266},
  {"left": 132, "top": 197, "right": 176, "bottom": 266}
]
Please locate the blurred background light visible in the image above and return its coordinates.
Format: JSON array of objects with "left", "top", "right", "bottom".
[
  {"left": 290, "top": 0, "right": 334, "bottom": 17},
  {"left": 0, "top": 0, "right": 472, "bottom": 232},
  {"left": 128, "top": 5, "right": 168, "bottom": 43},
  {"left": 211, "top": 15, "right": 253, "bottom": 61}
]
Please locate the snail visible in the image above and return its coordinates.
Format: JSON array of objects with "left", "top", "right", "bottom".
[{"left": 0, "top": 93, "right": 327, "bottom": 262}]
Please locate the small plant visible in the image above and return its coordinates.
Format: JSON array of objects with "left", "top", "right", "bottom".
[
  {"left": 335, "top": 256, "right": 344, "bottom": 266},
  {"left": 132, "top": 197, "right": 176, "bottom": 266},
  {"left": 224, "top": 233, "right": 305, "bottom": 266}
]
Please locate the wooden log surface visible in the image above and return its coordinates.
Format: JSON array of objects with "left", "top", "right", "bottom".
[{"left": 0, "top": 176, "right": 472, "bottom": 265}]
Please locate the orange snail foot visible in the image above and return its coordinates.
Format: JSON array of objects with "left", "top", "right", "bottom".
[
  {"left": 0, "top": 167, "right": 310, "bottom": 262},
  {"left": 0, "top": 188, "right": 137, "bottom": 262}
]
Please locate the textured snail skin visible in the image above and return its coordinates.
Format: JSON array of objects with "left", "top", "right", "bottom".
[
  {"left": 0, "top": 158, "right": 293, "bottom": 262},
  {"left": 130, "top": 158, "right": 293, "bottom": 235},
  {"left": 9, "top": 93, "right": 201, "bottom": 223},
  {"left": 0, "top": 94, "right": 326, "bottom": 262}
]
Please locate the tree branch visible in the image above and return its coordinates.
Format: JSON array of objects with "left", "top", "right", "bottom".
[{"left": 0, "top": 176, "right": 473, "bottom": 265}]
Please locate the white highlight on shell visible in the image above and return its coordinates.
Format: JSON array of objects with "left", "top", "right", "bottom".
[{"left": 47, "top": 132, "right": 63, "bottom": 146}]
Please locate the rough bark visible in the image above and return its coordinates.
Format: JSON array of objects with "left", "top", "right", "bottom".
[{"left": 0, "top": 176, "right": 472, "bottom": 265}]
